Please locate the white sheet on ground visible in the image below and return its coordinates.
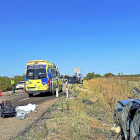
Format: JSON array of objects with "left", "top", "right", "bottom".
[{"left": 15, "top": 103, "right": 38, "bottom": 120}]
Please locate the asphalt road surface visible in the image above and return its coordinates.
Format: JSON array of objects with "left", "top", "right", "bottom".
[{"left": 0, "top": 90, "right": 67, "bottom": 107}]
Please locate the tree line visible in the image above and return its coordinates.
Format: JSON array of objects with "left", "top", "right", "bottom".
[
  {"left": 84, "top": 72, "right": 140, "bottom": 80},
  {"left": 84, "top": 72, "right": 115, "bottom": 80},
  {"left": 0, "top": 75, "right": 24, "bottom": 92}
]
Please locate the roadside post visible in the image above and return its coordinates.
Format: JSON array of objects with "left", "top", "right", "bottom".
[
  {"left": 121, "top": 72, "right": 123, "bottom": 84},
  {"left": 66, "top": 79, "right": 68, "bottom": 98},
  {"left": 56, "top": 77, "right": 59, "bottom": 97},
  {"left": 51, "top": 78, "right": 54, "bottom": 95}
]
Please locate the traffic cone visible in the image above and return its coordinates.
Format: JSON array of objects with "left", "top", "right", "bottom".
[{"left": 0, "top": 88, "right": 1, "bottom": 97}]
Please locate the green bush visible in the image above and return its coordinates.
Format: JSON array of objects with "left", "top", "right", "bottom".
[
  {"left": 85, "top": 72, "right": 95, "bottom": 80},
  {"left": 85, "top": 73, "right": 102, "bottom": 80},
  {"left": 0, "top": 75, "right": 24, "bottom": 92},
  {"left": 94, "top": 74, "right": 102, "bottom": 78},
  {"left": 13, "top": 75, "right": 24, "bottom": 85},
  {"left": 104, "top": 73, "right": 115, "bottom": 77}
]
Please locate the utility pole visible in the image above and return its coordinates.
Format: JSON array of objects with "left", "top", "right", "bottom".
[{"left": 11, "top": 67, "right": 13, "bottom": 78}]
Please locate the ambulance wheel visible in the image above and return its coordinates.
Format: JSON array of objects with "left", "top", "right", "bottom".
[
  {"left": 28, "top": 93, "right": 33, "bottom": 97},
  {"left": 51, "top": 91, "right": 54, "bottom": 96}
]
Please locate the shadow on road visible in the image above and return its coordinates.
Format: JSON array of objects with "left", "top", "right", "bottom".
[{"left": 30, "top": 91, "right": 66, "bottom": 98}]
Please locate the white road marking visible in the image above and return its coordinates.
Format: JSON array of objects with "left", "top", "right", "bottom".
[
  {"left": 18, "top": 98, "right": 29, "bottom": 102},
  {"left": 8, "top": 92, "right": 25, "bottom": 97}
]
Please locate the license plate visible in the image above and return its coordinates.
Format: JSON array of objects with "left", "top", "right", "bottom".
[
  {"left": 28, "top": 88, "right": 35, "bottom": 90},
  {"left": 33, "top": 92, "right": 40, "bottom": 95}
]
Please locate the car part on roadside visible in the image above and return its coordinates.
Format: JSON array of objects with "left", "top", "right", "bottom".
[
  {"left": 114, "top": 99, "right": 140, "bottom": 140},
  {"left": 15, "top": 103, "right": 38, "bottom": 120},
  {"left": 73, "top": 76, "right": 79, "bottom": 84},
  {"left": 16, "top": 109, "right": 28, "bottom": 120},
  {"left": 0, "top": 100, "right": 16, "bottom": 118},
  {"left": 131, "top": 87, "right": 140, "bottom": 95}
]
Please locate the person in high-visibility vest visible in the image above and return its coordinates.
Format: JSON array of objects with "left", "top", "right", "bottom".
[{"left": 10, "top": 78, "right": 15, "bottom": 93}]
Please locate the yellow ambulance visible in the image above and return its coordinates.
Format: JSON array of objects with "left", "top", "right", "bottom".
[{"left": 24, "top": 60, "right": 63, "bottom": 97}]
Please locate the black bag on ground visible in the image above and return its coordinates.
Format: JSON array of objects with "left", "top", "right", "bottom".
[{"left": 0, "top": 100, "right": 16, "bottom": 118}]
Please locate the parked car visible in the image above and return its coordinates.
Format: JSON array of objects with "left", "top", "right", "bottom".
[
  {"left": 114, "top": 99, "right": 140, "bottom": 140},
  {"left": 16, "top": 81, "right": 25, "bottom": 90}
]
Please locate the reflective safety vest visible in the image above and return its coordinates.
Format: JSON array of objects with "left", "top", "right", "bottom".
[{"left": 11, "top": 80, "right": 15, "bottom": 85}]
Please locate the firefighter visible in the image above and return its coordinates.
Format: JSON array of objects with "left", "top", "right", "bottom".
[{"left": 10, "top": 78, "right": 15, "bottom": 93}]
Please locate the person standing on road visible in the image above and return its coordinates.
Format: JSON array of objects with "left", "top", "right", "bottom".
[{"left": 10, "top": 78, "right": 15, "bottom": 93}]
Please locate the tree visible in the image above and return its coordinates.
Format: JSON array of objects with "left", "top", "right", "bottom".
[
  {"left": 13, "top": 75, "right": 24, "bottom": 85},
  {"left": 104, "top": 73, "right": 115, "bottom": 77},
  {"left": 0, "top": 75, "right": 24, "bottom": 92},
  {"left": 94, "top": 74, "right": 102, "bottom": 78},
  {"left": 85, "top": 72, "right": 95, "bottom": 80}
]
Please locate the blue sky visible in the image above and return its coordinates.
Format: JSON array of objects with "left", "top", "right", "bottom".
[{"left": 0, "top": 0, "right": 140, "bottom": 77}]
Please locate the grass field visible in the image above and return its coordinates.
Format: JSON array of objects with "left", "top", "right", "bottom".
[{"left": 15, "top": 78, "right": 140, "bottom": 140}]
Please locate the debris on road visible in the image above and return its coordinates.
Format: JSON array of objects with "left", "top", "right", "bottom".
[
  {"left": 0, "top": 100, "right": 16, "bottom": 118},
  {"left": 131, "top": 87, "right": 140, "bottom": 95},
  {"left": 16, "top": 110, "right": 28, "bottom": 120},
  {"left": 15, "top": 103, "right": 38, "bottom": 120},
  {"left": 82, "top": 99, "right": 94, "bottom": 105},
  {"left": 82, "top": 99, "right": 99, "bottom": 105},
  {"left": 110, "top": 126, "right": 121, "bottom": 134},
  {"left": 71, "top": 94, "right": 77, "bottom": 98},
  {"left": 102, "top": 124, "right": 110, "bottom": 127}
]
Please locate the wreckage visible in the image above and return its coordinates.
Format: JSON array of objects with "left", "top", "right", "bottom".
[
  {"left": 0, "top": 101, "right": 38, "bottom": 120},
  {"left": 113, "top": 99, "right": 140, "bottom": 140},
  {"left": 0, "top": 100, "right": 16, "bottom": 118},
  {"left": 16, "top": 103, "right": 38, "bottom": 120}
]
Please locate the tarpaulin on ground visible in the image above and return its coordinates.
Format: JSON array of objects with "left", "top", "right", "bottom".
[{"left": 15, "top": 103, "right": 38, "bottom": 120}]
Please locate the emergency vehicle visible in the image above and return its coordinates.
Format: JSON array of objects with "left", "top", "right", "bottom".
[{"left": 24, "top": 60, "right": 63, "bottom": 97}]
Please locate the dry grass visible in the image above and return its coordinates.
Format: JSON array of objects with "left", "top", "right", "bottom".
[
  {"left": 82, "top": 78, "right": 140, "bottom": 111},
  {"left": 16, "top": 78, "right": 140, "bottom": 140}
]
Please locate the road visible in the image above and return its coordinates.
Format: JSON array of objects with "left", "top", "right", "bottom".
[
  {"left": 0, "top": 89, "right": 67, "bottom": 106},
  {"left": 0, "top": 89, "right": 68, "bottom": 140}
]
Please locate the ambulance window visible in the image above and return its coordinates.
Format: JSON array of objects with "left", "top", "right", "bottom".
[{"left": 51, "top": 69, "right": 56, "bottom": 78}]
